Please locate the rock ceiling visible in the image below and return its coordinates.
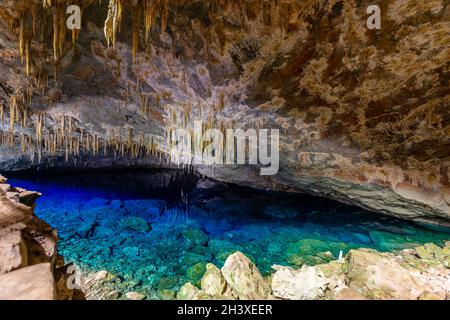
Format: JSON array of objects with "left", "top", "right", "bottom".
[{"left": 0, "top": 0, "right": 449, "bottom": 224}]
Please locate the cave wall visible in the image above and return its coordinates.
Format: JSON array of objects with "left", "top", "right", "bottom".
[{"left": 0, "top": 0, "right": 449, "bottom": 224}]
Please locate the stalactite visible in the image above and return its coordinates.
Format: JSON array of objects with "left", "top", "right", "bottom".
[
  {"left": 127, "top": 128, "right": 133, "bottom": 152},
  {"left": 21, "top": 134, "right": 26, "bottom": 153},
  {"left": 19, "top": 17, "right": 25, "bottom": 64},
  {"left": 25, "top": 40, "right": 31, "bottom": 76},
  {"left": 143, "top": 0, "right": 156, "bottom": 37},
  {"left": 52, "top": 5, "right": 61, "bottom": 61},
  {"left": 9, "top": 96, "right": 17, "bottom": 131},
  {"left": 22, "top": 109, "right": 27, "bottom": 128},
  {"left": 160, "top": 0, "right": 169, "bottom": 34},
  {"left": 104, "top": 0, "right": 124, "bottom": 48},
  {"left": 131, "top": 4, "right": 140, "bottom": 62},
  {"left": 65, "top": 139, "right": 69, "bottom": 162}
]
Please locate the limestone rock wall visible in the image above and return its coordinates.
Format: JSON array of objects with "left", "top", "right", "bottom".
[
  {"left": 0, "top": 175, "right": 70, "bottom": 300},
  {"left": 0, "top": 1, "right": 448, "bottom": 224}
]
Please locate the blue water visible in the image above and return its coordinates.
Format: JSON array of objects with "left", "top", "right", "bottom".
[{"left": 7, "top": 169, "right": 450, "bottom": 299}]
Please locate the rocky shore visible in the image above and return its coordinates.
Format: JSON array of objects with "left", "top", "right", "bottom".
[
  {"left": 0, "top": 175, "right": 73, "bottom": 300},
  {"left": 177, "top": 246, "right": 450, "bottom": 300},
  {"left": 71, "top": 242, "right": 450, "bottom": 301}
]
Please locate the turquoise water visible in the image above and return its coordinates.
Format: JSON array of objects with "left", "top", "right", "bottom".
[{"left": 7, "top": 170, "right": 450, "bottom": 299}]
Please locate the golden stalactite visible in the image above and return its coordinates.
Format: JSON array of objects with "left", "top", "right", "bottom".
[
  {"left": 131, "top": 3, "right": 140, "bottom": 62},
  {"left": 42, "top": 0, "right": 53, "bottom": 8},
  {"left": 0, "top": 105, "right": 4, "bottom": 125},
  {"left": 25, "top": 40, "right": 31, "bottom": 76},
  {"left": 160, "top": 0, "right": 169, "bottom": 34},
  {"left": 104, "top": 0, "right": 124, "bottom": 48},
  {"left": 19, "top": 17, "right": 25, "bottom": 63},
  {"left": 52, "top": 3, "right": 66, "bottom": 62},
  {"left": 9, "top": 96, "right": 17, "bottom": 131},
  {"left": 1, "top": 0, "right": 306, "bottom": 166}
]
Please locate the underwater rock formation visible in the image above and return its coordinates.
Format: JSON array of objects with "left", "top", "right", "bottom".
[
  {"left": 0, "top": 174, "right": 71, "bottom": 300},
  {"left": 0, "top": 1, "right": 448, "bottom": 224},
  {"left": 177, "top": 246, "right": 450, "bottom": 300}
]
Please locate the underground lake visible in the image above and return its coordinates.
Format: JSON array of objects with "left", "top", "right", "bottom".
[{"left": 6, "top": 169, "right": 450, "bottom": 300}]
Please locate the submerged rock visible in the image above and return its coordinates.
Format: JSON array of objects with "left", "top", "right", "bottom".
[
  {"left": 123, "top": 200, "right": 164, "bottom": 218},
  {"left": 118, "top": 216, "right": 151, "bottom": 233},
  {"left": 182, "top": 228, "right": 209, "bottom": 246},
  {"left": 262, "top": 205, "right": 300, "bottom": 219},
  {"left": 186, "top": 262, "right": 206, "bottom": 285}
]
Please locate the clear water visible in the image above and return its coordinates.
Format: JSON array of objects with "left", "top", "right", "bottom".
[{"left": 7, "top": 169, "right": 450, "bottom": 299}]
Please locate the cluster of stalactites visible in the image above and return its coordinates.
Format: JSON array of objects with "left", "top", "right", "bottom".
[
  {"left": 15, "top": 0, "right": 88, "bottom": 79},
  {"left": 0, "top": 109, "right": 168, "bottom": 165},
  {"left": 162, "top": 97, "right": 267, "bottom": 168},
  {"left": 104, "top": 0, "right": 176, "bottom": 61}
]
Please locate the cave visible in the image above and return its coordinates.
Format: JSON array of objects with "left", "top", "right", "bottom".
[{"left": 0, "top": 0, "right": 449, "bottom": 302}]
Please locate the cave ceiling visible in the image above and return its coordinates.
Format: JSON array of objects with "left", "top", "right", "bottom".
[{"left": 0, "top": 0, "right": 449, "bottom": 223}]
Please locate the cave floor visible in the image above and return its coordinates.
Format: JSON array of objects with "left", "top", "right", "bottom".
[{"left": 7, "top": 169, "right": 450, "bottom": 300}]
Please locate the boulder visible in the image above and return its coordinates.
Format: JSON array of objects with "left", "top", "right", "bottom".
[
  {"left": 220, "top": 251, "right": 270, "bottom": 299},
  {"left": 22, "top": 217, "right": 57, "bottom": 266},
  {"left": 201, "top": 263, "right": 228, "bottom": 296},
  {"left": 177, "top": 282, "right": 201, "bottom": 300},
  {"left": 0, "top": 263, "right": 55, "bottom": 300},
  {"left": 0, "top": 191, "right": 33, "bottom": 228},
  {"left": 347, "top": 248, "right": 426, "bottom": 299},
  {"left": 271, "top": 265, "right": 328, "bottom": 300},
  {"left": 0, "top": 230, "right": 28, "bottom": 275}
]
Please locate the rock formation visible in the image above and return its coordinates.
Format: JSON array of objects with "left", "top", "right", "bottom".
[
  {"left": 177, "top": 246, "right": 450, "bottom": 300},
  {"left": 0, "top": 174, "right": 72, "bottom": 300},
  {"left": 0, "top": 1, "right": 447, "bottom": 225}
]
